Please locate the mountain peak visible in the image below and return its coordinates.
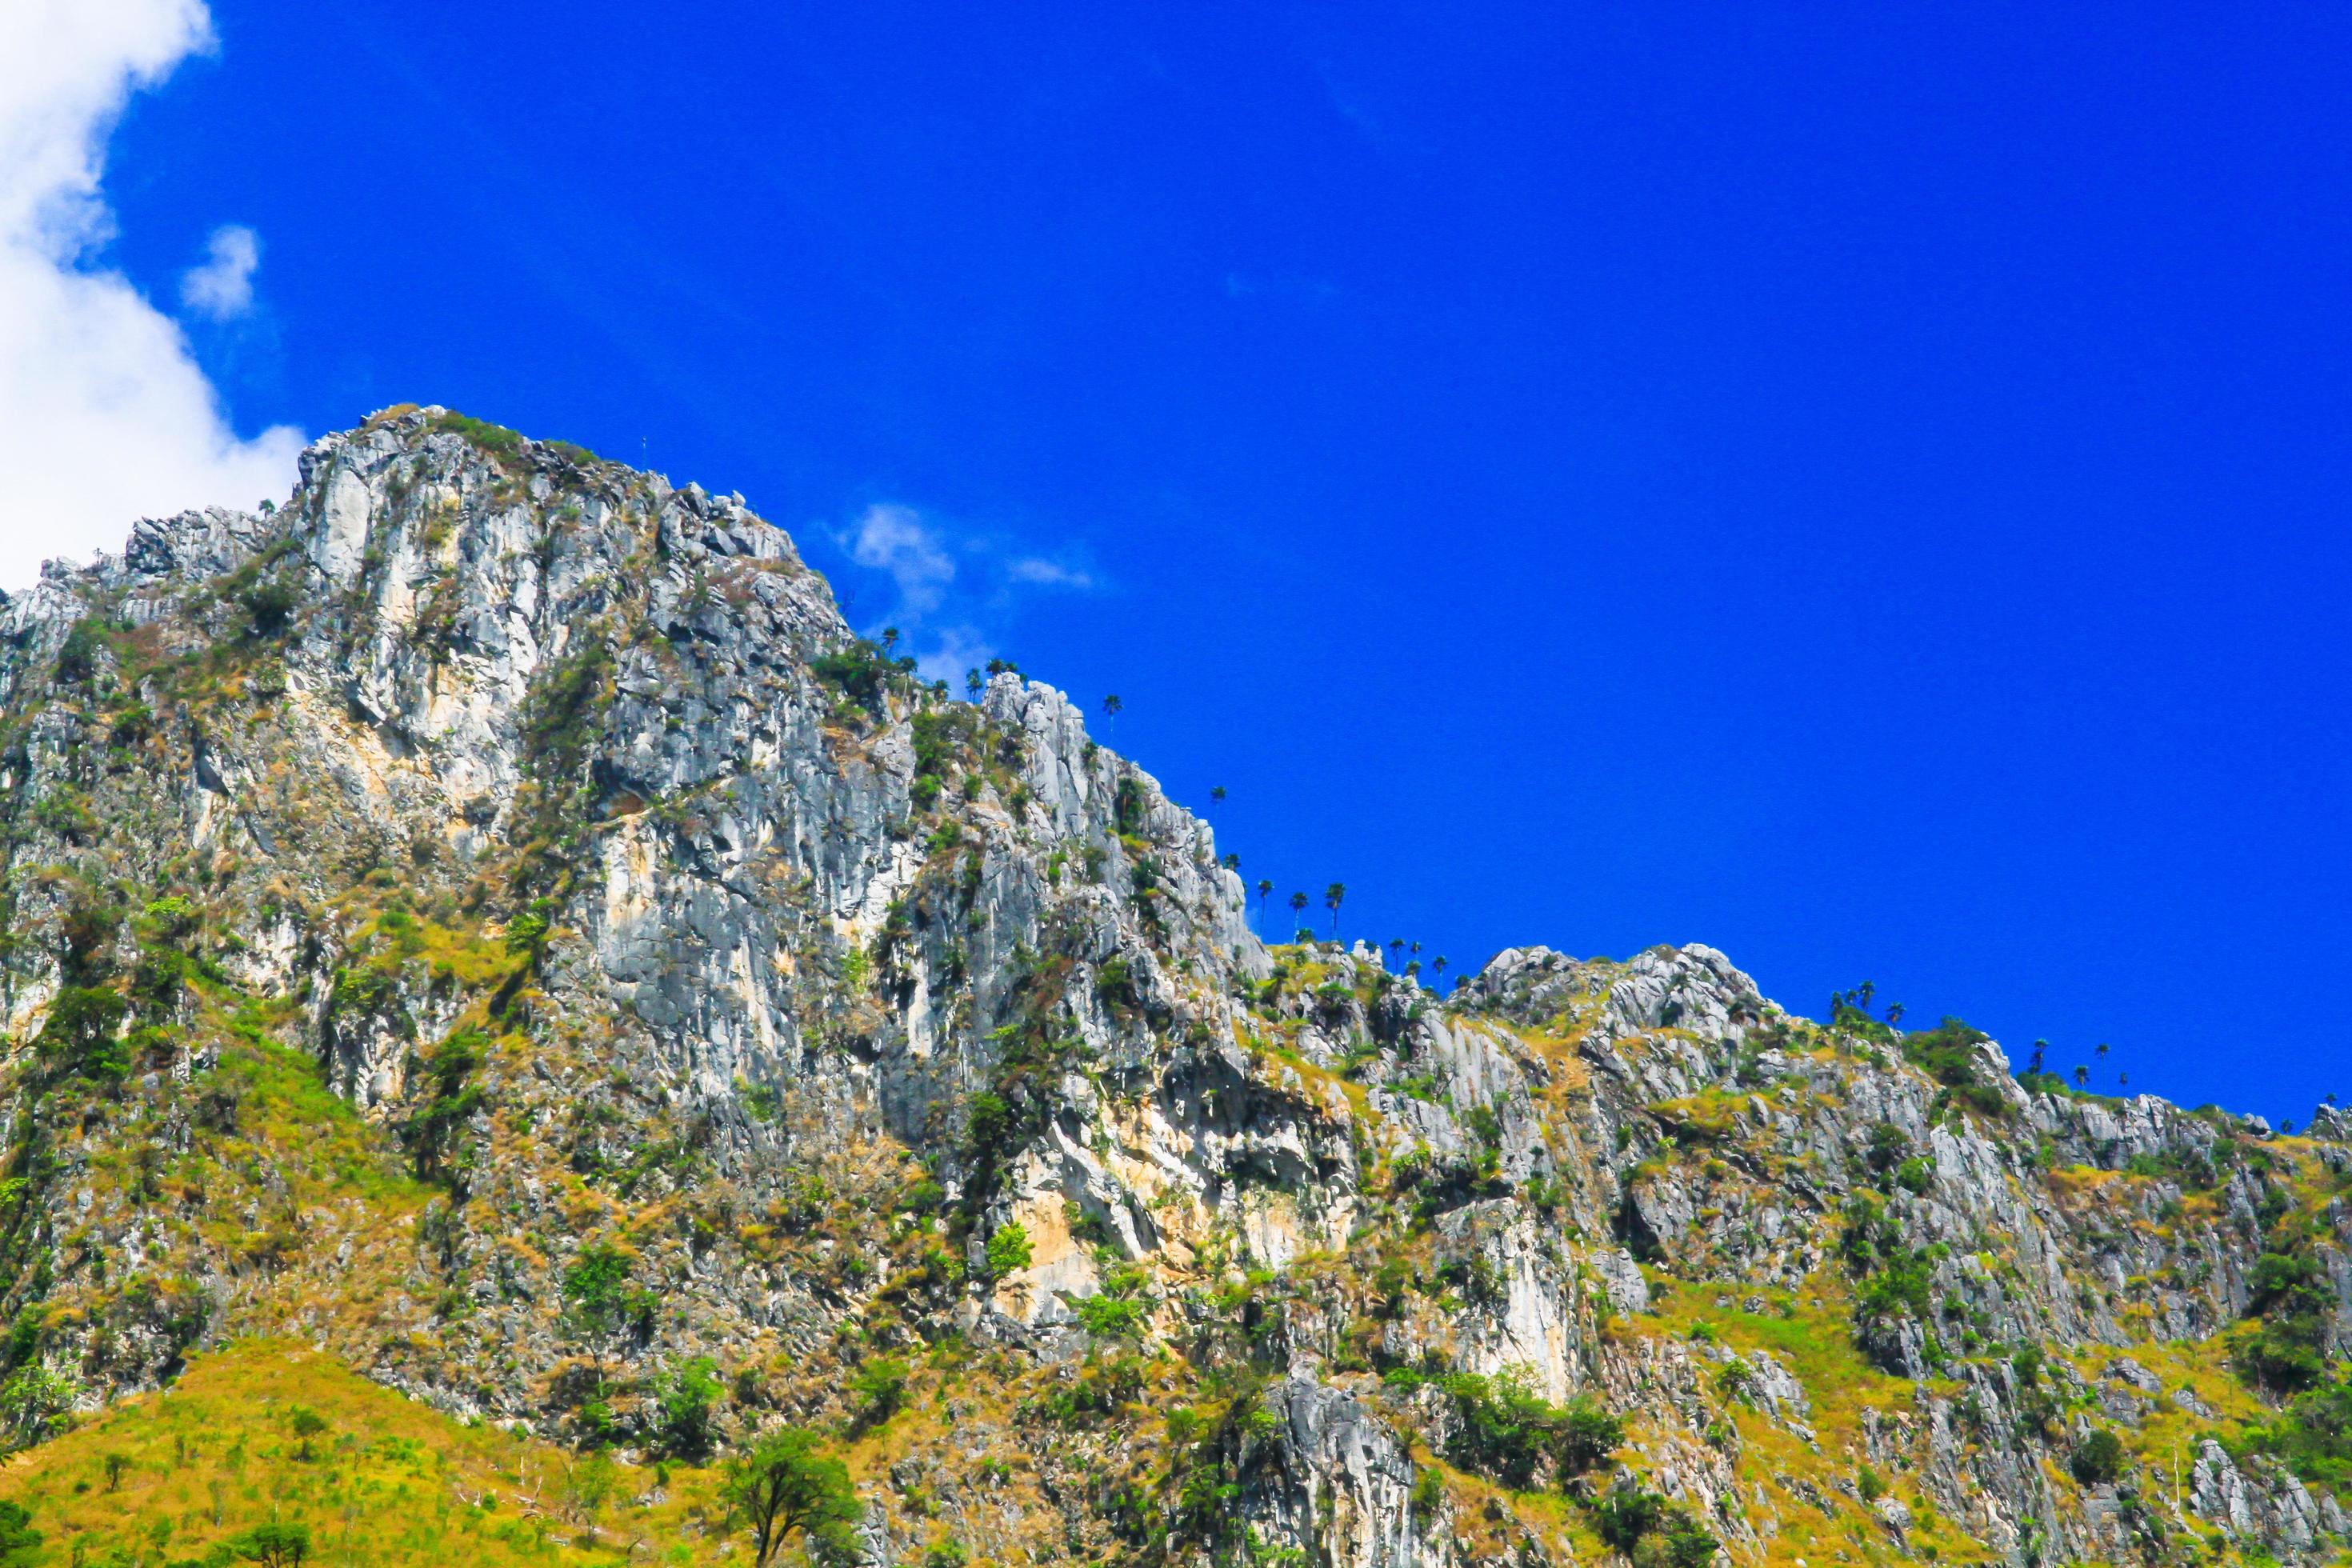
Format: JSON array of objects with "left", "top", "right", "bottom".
[{"left": 0, "top": 406, "right": 2340, "bottom": 1568}]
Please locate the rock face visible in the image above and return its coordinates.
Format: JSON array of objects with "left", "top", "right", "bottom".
[{"left": 0, "top": 405, "right": 2343, "bottom": 1568}]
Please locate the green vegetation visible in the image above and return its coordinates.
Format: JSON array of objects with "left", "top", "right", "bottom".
[
  {"left": 722, "top": 1428, "right": 859, "bottom": 1568},
  {"left": 519, "top": 634, "right": 615, "bottom": 788},
  {"left": 2070, "top": 1428, "right": 2125, "bottom": 1485},
  {"left": 909, "top": 709, "right": 974, "bottom": 809},
  {"left": 985, "top": 1221, "right": 1034, "bottom": 1280},
  {"left": 5, "top": 406, "right": 2347, "bottom": 1568},
  {"left": 1072, "top": 1266, "right": 1152, "bottom": 1341},
  {"left": 2245, "top": 1376, "right": 2352, "bottom": 1487},
  {"left": 1590, "top": 1483, "right": 1717, "bottom": 1568},
  {"left": 957, "top": 949, "right": 1100, "bottom": 1210},
  {"left": 650, "top": 1356, "right": 724, "bottom": 1461},
  {"left": 429, "top": 410, "right": 526, "bottom": 458},
  {"left": 0, "top": 1342, "right": 734, "bottom": 1565},
  {"left": 849, "top": 1355, "right": 910, "bottom": 1426},
  {"left": 1380, "top": 1366, "right": 1621, "bottom": 1489},
  {"left": 0, "top": 1501, "right": 38, "bottom": 1567},
  {"left": 2242, "top": 1240, "right": 2338, "bottom": 1391},
  {"left": 230, "top": 1520, "right": 313, "bottom": 1566},
  {"left": 810, "top": 637, "right": 916, "bottom": 718},
  {"left": 564, "top": 1242, "right": 651, "bottom": 1382},
  {"left": 1838, "top": 1194, "right": 1936, "bottom": 1347},
  {"left": 407, "top": 1027, "right": 487, "bottom": 1183}
]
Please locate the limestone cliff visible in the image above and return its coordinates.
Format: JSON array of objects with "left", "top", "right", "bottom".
[{"left": 0, "top": 406, "right": 2343, "bottom": 1568}]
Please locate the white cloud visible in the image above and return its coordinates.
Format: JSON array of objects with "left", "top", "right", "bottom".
[
  {"left": 178, "top": 222, "right": 258, "bottom": 319},
  {"left": 0, "top": 0, "right": 304, "bottom": 590},
  {"left": 837, "top": 500, "right": 1099, "bottom": 695},
  {"left": 914, "top": 625, "right": 994, "bottom": 690},
  {"left": 845, "top": 502, "right": 955, "bottom": 619},
  {"left": 1006, "top": 556, "right": 1093, "bottom": 590}
]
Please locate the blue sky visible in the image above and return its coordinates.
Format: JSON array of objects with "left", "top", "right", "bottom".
[{"left": 10, "top": 2, "right": 2350, "bottom": 1122}]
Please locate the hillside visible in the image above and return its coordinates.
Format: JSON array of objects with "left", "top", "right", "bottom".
[{"left": 0, "top": 404, "right": 2341, "bottom": 1568}]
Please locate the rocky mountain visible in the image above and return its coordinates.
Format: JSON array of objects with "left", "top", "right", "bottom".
[{"left": 0, "top": 404, "right": 2343, "bottom": 1568}]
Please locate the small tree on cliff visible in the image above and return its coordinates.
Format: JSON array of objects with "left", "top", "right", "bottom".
[{"left": 724, "top": 1429, "right": 860, "bottom": 1568}]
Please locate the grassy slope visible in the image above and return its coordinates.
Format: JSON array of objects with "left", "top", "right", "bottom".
[{"left": 0, "top": 1341, "right": 731, "bottom": 1566}]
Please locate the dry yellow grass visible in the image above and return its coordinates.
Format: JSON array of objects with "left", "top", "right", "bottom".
[{"left": 0, "top": 1340, "right": 735, "bottom": 1566}]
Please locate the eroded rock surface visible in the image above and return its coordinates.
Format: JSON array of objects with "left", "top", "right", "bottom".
[{"left": 0, "top": 406, "right": 2341, "bottom": 1567}]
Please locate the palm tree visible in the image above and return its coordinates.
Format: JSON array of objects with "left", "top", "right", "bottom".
[
  {"left": 1256, "top": 879, "right": 1274, "bottom": 930},
  {"left": 2094, "top": 1042, "right": 2110, "bottom": 1061},
  {"left": 1432, "top": 956, "right": 1447, "bottom": 978},
  {"left": 882, "top": 626, "right": 901, "bottom": 654},
  {"left": 2073, "top": 1065, "right": 2090, "bottom": 1088},
  {"left": 1387, "top": 938, "right": 1405, "bottom": 970},
  {"left": 1210, "top": 786, "right": 1226, "bottom": 810},
  {"left": 1102, "top": 694, "right": 1122, "bottom": 738},
  {"left": 1323, "top": 882, "right": 1346, "bottom": 938},
  {"left": 1287, "top": 891, "right": 1309, "bottom": 936},
  {"left": 966, "top": 668, "right": 983, "bottom": 701}
]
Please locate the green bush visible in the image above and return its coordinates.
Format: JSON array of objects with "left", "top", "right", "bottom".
[
  {"left": 504, "top": 897, "right": 558, "bottom": 958},
  {"left": 850, "top": 1354, "right": 910, "bottom": 1422},
  {"left": 54, "top": 618, "right": 109, "bottom": 686},
  {"left": 429, "top": 410, "right": 523, "bottom": 457},
  {"left": 2122, "top": 1146, "right": 2222, "bottom": 1191},
  {"left": 811, "top": 638, "right": 913, "bottom": 716},
  {"left": 1840, "top": 1195, "right": 1935, "bottom": 1326},
  {"left": 1113, "top": 775, "right": 1149, "bottom": 835},
  {"left": 0, "top": 1500, "right": 39, "bottom": 1567},
  {"left": 518, "top": 637, "right": 614, "bottom": 782},
  {"left": 1432, "top": 1367, "right": 1621, "bottom": 1488},
  {"left": 242, "top": 577, "right": 300, "bottom": 638},
  {"left": 35, "top": 986, "right": 128, "bottom": 1082},
  {"left": 963, "top": 1092, "right": 1014, "bottom": 1166},
  {"left": 909, "top": 710, "right": 970, "bottom": 797},
  {"left": 649, "top": 1355, "right": 722, "bottom": 1460},
  {"left": 2244, "top": 1321, "right": 2328, "bottom": 1391},
  {"left": 1590, "top": 1486, "right": 1716, "bottom": 1568},
  {"left": 1901, "top": 1017, "right": 2013, "bottom": 1118},
  {"left": 2242, "top": 1244, "right": 2338, "bottom": 1391},
  {"left": 1074, "top": 1294, "right": 1147, "bottom": 1339},
  {"left": 406, "top": 1030, "right": 486, "bottom": 1181},
  {"left": 985, "top": 1221, "right": 1033, "bottom": 1280},
  {"left": 562, "top": 1242, "right": 651, "bottom": 1367},
  {"left": 722, "top": 1427, "right": 859, "bottom": 1568},
  {"left": 2249, "top": 1377, "right": 2352, "bottom": 1486},
  {"left": 2070, "top": 1428, "right": 2125, "bottom": 1485},
  {"left": 228, "top": 1520, "right": 311, "bottom": 1566}
]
